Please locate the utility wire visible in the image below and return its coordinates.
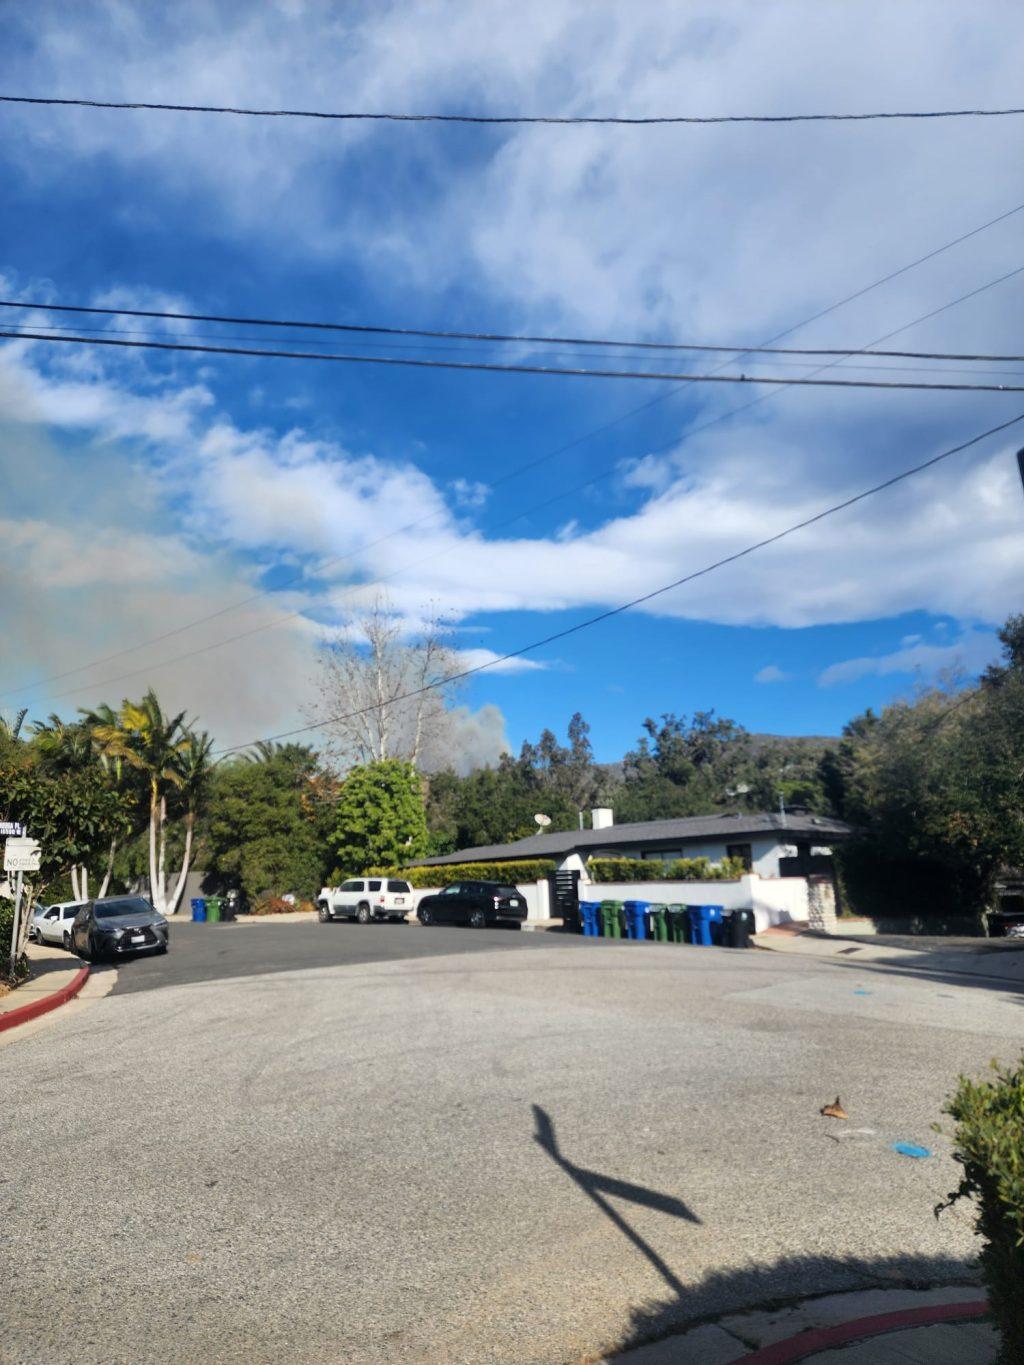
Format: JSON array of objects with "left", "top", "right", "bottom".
[
  {"left": 15, "top": 320, "right": 1024, "bottom": 378},
  {"left": 4, "top": 93, "right": 1024, "bottom": 126},
  {"left": 7, "top": 326, "right": 1024, "bottom": 392},
  {"left": 213, "top": 409, "right": 1024, "bottom": 756},
  {"left": 5, "top": 202, "right": 1020, "bottom": 701}
]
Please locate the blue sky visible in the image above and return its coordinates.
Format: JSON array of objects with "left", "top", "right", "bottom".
[{"left": 1, "top": 1, "right": 1023, "bottom": 766}]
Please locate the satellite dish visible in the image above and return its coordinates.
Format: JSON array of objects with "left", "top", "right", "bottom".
[{"left": 534, "top": 813, "right": 552, "bottom": 827}]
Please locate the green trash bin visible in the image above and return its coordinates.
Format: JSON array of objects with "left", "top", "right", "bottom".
[
  {"left": 599, "top": 899, "right": 624, "bottom": 938},
  {"left": 648, "top": 903, "right": 669, "bottom": 942},
  {"left": 666, "top": 903, "right": 688, "bottom": 943},
  {"left": 205, "top": 896, "right": 223, "bottom": 924}
]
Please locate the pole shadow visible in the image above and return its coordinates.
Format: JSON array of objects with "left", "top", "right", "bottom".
[{"left": 532, "top": 1103, "right": 700, "bottom": 1298}]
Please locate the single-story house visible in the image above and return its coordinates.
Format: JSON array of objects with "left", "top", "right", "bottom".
[{"left": 416, "top": 807, "right": 854, "bottom": 881}]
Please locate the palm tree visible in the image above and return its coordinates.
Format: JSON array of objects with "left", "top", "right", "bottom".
[
  {"left": 92, "top": 690, "right": 190, "bottom": 915},
  {"left": 166, "top": 729, "right": 215, "bottom": 915}
]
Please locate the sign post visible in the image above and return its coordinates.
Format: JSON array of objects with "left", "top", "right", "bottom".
[{"left": 4, "top": 837, "right": 41, "bottom": 979}]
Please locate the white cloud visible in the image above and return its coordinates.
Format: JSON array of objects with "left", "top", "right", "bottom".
[
  {"left": 818, "top": 628, "right": 1000, "bottom": 687},
  {"left": 754, "top": 664, "right": 792, "bottom": 684},
  {"left": 455, "top": 648, "right": 548, "bottom": 675}
]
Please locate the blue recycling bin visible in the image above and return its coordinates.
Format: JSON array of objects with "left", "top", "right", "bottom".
[
  {"left": 579, "top": 901, "right": 601, "bottom": 937},
  {"left": 623, "top": 900, "right": 651, "bottom": 940},
  {"left": 190, "top": 897, "right": 207, "bottom": 923},
  {"left": 687, "top": 904, "right": 724, "bottom": 946}
]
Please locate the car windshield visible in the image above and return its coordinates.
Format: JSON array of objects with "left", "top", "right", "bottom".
[
  {"left": 440, "top": 885, "right": 462, "bottom": 895},
  {"left": 94, "top": 898, "right": 153, "bottom": 919}
]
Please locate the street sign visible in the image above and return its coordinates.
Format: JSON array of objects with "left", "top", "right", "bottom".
[
  {"left": 0, "top": 821, "right": 25, "bottom": 837},
  {"left": 4, "top": 837, "right": 41, "bottom": 873}
]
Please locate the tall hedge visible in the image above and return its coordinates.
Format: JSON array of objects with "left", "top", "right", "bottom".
[
  {"left": 939, "top": 1057, "right": 1024, "bottom": 1361},
  {"left": 367, "top": 859, "right": 556, "bottom": 887},
  {"left": 587, "top": 856, "right": 746, "bottom": 883}
]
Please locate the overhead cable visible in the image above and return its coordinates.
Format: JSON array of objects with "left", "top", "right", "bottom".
[
  {"left": 4, "top": 204, "right": 1021, "bottom": 702},
  {"left": 7, "top": 327, "right": 1024, "bottom": 392},
  {"left": 212, "top": 409, "right": 1024, "bottom": 756},
  {"left": 4, "top": 93, "right": 1024, "bottom": 126}
]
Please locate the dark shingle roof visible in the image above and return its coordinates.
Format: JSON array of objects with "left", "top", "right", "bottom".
[{"left": 415, "top": 811, "right": 853, "bottom": 866}]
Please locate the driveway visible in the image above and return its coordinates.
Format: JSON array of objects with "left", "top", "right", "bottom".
[{"left": 3, "top": 932, "right": 1020, "bottom": 1363}]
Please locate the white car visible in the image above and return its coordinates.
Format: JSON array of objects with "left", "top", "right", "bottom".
[
  {"left": 30, "top": 901, "right": 88, "bottom": 947},
  {"left": 317, "top": 877, "right": 413, "bottom": 924}
]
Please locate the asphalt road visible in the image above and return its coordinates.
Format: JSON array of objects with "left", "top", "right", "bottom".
[
  {"left": 111, "top": 917, "right": 575, "bottom": 993},
  {"left": 3, "top": 927, "right": 1021, "bottom": 1364}
]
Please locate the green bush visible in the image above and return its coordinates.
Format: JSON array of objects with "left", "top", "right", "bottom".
[
  {"left": 367, "top": 859, "right": 556, "bottom": 887},
  {"left": 938, "top": 1057, "right": 1024, "bottom": 1361},
  {"left": 0, "top": 899, "right": 29, "bottom": 985},
  {"left": 587, "top": 856, "right": 746, "bottom": 883}
]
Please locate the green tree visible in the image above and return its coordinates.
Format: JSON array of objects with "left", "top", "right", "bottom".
[
  {"left": 331, "top": 760, "right": 427, "bottom": 875},
  {"left": 203, "top": 743, "right": 329, "bottom": 901},
  {"left": 826, "top": 618, "right": 1024, "bottom": 924}
]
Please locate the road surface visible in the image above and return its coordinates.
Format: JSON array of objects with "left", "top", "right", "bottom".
[{"left": 3, "top": 921, "right": 1018, "bottom": 1363}]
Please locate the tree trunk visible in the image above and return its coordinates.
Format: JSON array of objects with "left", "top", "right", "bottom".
[
  {"left": 97, "top": 838, "right": 118, "bottom": 899},
  {"left": 148, "top": 784, "right": 162, "bottom": 914},
  {"left": 157, "top": 794, "right": 167, "bottom": 913},
  {"left": 167, "top": 811, "right": 194, "bottom": 916},
  {"left": 70, "top": 865, "right": 81, "bottom": 901},
  {"left": 80, "top": 866, "right": 89, "bottom": 901}
]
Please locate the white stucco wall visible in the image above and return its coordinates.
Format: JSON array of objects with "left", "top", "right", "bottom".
[{"left": 578, "top": 873, "right": 808, "bottom": 932}]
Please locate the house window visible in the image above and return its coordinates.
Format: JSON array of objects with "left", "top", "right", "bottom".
[{"left": 726, "top": 843, "right": 753, "bottom": 872}]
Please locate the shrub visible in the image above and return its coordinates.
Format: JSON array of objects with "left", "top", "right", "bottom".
[
  {"left": 938, "top": 1057, "right": 1024, "bottom": 1361},
  {"left": 587, "top": 856, "right": 747, "bottom": 883},
  {"left": 365, "top": 859, "right": 556, "bottom": 888},
  {"left": 0, "top": 899, "right": 29, "bottom": 985}
]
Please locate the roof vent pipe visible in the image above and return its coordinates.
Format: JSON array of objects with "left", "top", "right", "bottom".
[{"left": 591, "top": 807, "right": 614, "bottom": 830}]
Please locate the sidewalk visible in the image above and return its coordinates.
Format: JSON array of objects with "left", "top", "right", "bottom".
[
  {"left": 0, "top": 942, "right": 90, "bottom": 1033},
  {"left": 752, "top": 925, "right": 1024, "bottom": 985},
  {"left": 611, "top": 1285, "right": 994, "bottom": 1363}
]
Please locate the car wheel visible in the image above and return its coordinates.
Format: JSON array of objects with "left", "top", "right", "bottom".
[
  {"left": 156, "top": 943, "right": 169, "bottom": 955},
  {"left": 467, "top": 907, "right": 487, "bottom": 929},
  {"left": 63, "top": 931, "right": 73, "bottom": 951},
  {"left": 317, "top": 902, "right": 330, "bottom": 923},
  {"left": 356, "top": 903, "right": 371, "bottom": 924},
  {"left": 418, "top": 905, "right": 434, "bottom": 926}
]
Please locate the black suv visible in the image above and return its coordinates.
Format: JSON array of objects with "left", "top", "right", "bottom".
[
  {"left": 71, "top": 896, "right": 170, "bottom": 961},
  {"left": 416, "top": 881, "right": 527, "bottom": 929}
]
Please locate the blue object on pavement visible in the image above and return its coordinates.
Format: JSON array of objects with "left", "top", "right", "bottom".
[
  {"left": 578, "top": 901, "right": 601, "bottom": 937},
  {"left": 623, "top": 900, "right": 651, "bottom": 940},
  {"left": 892, "top": 1141, "right": 932, "bottom": 1158},
  {"left": 687, "top": 904, "right": 724, "bottom": 946},
  {"left": 853, "top": 988, "right": 872, "bottom": 996},
  {"left": 190, "top": 897, "right": 207, "bottom": 922}
]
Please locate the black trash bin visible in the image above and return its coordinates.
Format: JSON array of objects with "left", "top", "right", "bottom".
[{"left": 729, "top": 908, "right": 755, "bottom": 948}]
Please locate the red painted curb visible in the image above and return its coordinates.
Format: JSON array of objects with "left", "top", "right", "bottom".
[
  {"left": 0, "top": 964, "right": 90, "bottom": 1034},
  {"left": 733, "top": 1298, "right": 989, "bottom": 1363}
]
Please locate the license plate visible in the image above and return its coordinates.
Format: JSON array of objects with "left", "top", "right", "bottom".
[
  {"left": 131, "top": 934, "right": 146, "bottom": 943},
  {"left": 394, "top": 897, "right": 405, "bottom": 905}
]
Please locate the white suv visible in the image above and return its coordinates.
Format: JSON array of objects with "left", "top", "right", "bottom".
[{"left": 317, "top": 877, "right": 413, "bottom": 924}]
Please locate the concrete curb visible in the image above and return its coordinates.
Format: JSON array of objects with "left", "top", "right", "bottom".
[
  {"left": 731, "top": 1297, "right": 989, "bottom": 1362},
  {"left": 0, "top": 963, "right": 90, "bottom": 1033}
]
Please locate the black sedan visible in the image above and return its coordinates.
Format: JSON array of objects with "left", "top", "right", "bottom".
[
  {"left": 416, "top": 881, "right": 527, "bottom": 929},
  {"left": 71, "top": 896, "right": 169, "bottom": 961}
]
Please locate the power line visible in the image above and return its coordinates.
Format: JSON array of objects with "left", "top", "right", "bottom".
[
  {"left": 10, "top": 222, "right": 1024, "bottom": 363},
  {"left": 4, "top": 93, "right": 1024, "bottom": 126},
  {"left": 7, "top": 326, "right": 1024, "bottom": 392},
  {"left": 6, "top": 211, "right": 1021, "bottom": 704},
  {"left": 8, "top": 197, "right": 1019, "bottom": 704},
  {"left": 213, "top": 409, "right": 1024, "bottom": 756},
  {"left": 16, "top": 320, "right": 1024, "bottom": 378}
]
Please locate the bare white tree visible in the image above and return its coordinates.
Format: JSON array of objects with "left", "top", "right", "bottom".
[{"left": 310, "top": 595, "right": 463, "bottom": 771}]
